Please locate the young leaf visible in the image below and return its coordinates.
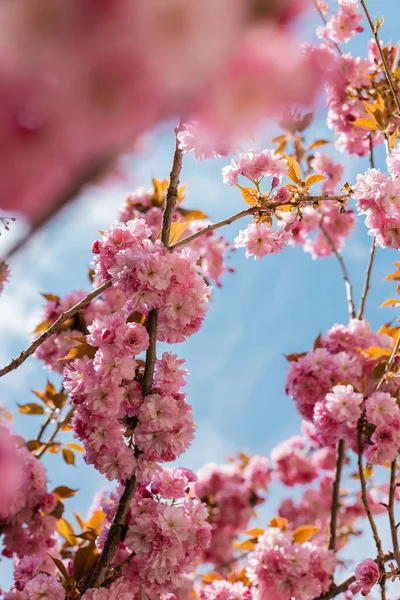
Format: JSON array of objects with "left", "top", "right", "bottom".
[
  {"left": 202, "top": 573, "right": 224, "bottom": 585},
  {"left": 381, "top": 298, "right": 400, "bottom": 308},
  {"left": 245, "top": 528, "right": 265, "bottom": 537},
  {"left": 292, "top": 525, "right": 320, "bottom": 544},
  {"left": 284, "top": 156, "right": 302, "bottom": 184},
  {"left": 62, "top": 448, "right": 76, "bottom": 466},
  {"left": 53, "top": 486, "right": 78, "bottom": 501},
  {"left": 17, "top": 403, "right": 45, "bottom": 415},
  {"left": 73, "top": 544, "right": 98, "bottom": 583},
  {"left": 304, "top": 174, "right": 326, "bottom": 187},
  {"left": 385, "top": 268, "right": 400, "bottom": 281},
  {"left": 86, "top": 509, "right": 106, "bottom": 532},
  {"left": 360, "top": 347, "right": 392, "bottom": 360},
  {"left": 66, "top": 442, "right": 84, "bottom": 453},
  {"left": 169, "top": 218, "right": 194, "bottom": 245},
  {"left": 177, "top": 207, "right": 208, "bottom": 220},
  {"left": 309, "top": 140, "right": 329, "bottom": 149},
  {"left": 58, "top": 343, "right": 97, "bottom": 361},
  {"left": 352, "top": 118, "right": 377, "bottom": 131},
  {"left": 236, "top": 184, "right": 259, "bottom": 206},
  {"left": 57, "top": 518, "right": 76, "bottom": 546},
  {"left": 269, "top": 517, "right": 289, "bottom": 530},
  {"left": 33, "top": 320, "right": 52, "bottom": 336},
  {"left": 47, "top": 554, "right": 70, "bottom": 581},
  {"left": 233, "top": 539, "right": 256, "bottom": 551}
]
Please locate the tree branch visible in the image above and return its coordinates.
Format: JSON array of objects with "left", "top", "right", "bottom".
[
  {"left": 357, "top": 240, "right": 376, "bottom": 319},
  {"left": 0, "top": 280, "right": 112, "bottom": 379},
  {"left": 328, "top": 439, "right": 345, "bottom": 551},
  {"left": 83, "top": 122, "right": 184, "bottom": 591},
  {"left": 388, "top": 460, "right": 400, "bottom": 568},
  {"left": 360, "top": 0, "right": 400, "bottom": 117},
  {"left": 319, "top": 221, "right": 356, "bottom": 320}
]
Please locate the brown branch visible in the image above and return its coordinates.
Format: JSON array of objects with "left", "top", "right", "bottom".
[
  {"left": 328, "top": 439, "right": 345, "bottom": 551},
  {"left": 161, "top": 122, "right": 183, "bottom": 247},
  {"left": 314, "top": 552, "right": 393, "bottom": 600},
  {"left": 171, "top": 195, "right": 350, "bottom": 251},
  {"left": 36, "top": 406, "right": 75, "bottom": 459},
  {"left": 0, "top": 280, "right": 111, "bottom": 379},
  {"left": 360, "top": 0, "right": 400, "bottom": 118},
  {"left": 83, "top": 123, "right": 184, "bottom": 591},
  {"left": 357, "top": 240, "right": 376, "bottom": 319},
  {"left": 376, "top": 331, "right": 400, "bottom": 392},
  {"left": 101, "top": 552, "right": 136, "bottom": 588},
  {"left": 36, "top": 412, "right": 54, "bottom": 443},
  {"left": 319, "top": 220, "right": 356, "bottom": 320},
  {"left": 357, "top": 415, "right": 386, "bottom": 597},
  {"left": 388, "top": 460, "right": 400, "bottom": 568}
]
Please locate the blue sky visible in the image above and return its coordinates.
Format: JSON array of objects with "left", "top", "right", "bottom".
[{"left": 0, "top": 0, "right": 400, "bottom": 590}]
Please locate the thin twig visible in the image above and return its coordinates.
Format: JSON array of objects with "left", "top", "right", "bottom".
[
  {"left": 314, "top": 552, "right": 393, "bottom": 600},
  {"left": 388, "top": 460, "right": 400, "bottom": 568},
  {"left": 171, "top": 195, "right": 350, "bottom": 251},
  {"left": 36, "top": 412, "right": 54, "bottom": 443},
  {"left": 357, "top": 240, "right": 376, "bottom": 319},
  {"left": 101, "top": 552, "right": 136, "bottom": 588},
  {"left": 328, "top": 439, "right": 345, "bottom": 551},
  {"left": 161, "top": 122, "right": 183, "bottom": 247},
  {"left": 0, "top": 280, "right": 111, "bottom": 379},
  {"left": 36, "top": 406, "right": 75, "bottom": 459},
  {"left": 357, "top": 415, "right": 386, "bottom": 597},
  {"left": 83, "top": 122, "right": 184, "bottom": 591},
  {"left": 320, "top": 221, "right": 356, "bottom": 320},
  {"left": 376, "top": 331, "right": 400, "bottom": 392},
  {"left": 360, "top": 0, "right": 400, "bottom": 117}
]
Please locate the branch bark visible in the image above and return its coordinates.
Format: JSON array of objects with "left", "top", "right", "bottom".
[
  {"left": 357, "top": 240, "right": 376, "bottom": 320},
  {"left": 0, "top": 280, "right": 111, "bottom": 379},
  {"left": 328, "top": 439, "right": 345, "bottom": 551},
  {"left": 83, "top": 122, "right": 184, "bottom": 591},
  {"left": 360, "top": 0, "right": 400, "bottom": 117}
]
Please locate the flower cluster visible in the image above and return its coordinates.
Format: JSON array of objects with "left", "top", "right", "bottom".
[
  {"left": 285, "top": 319, "right": 392, "bottom": 420},
  {"left": 247, "top": 527, "right": 336, "bottom": 600},
  {"left": 92, "top": 219, "right": 211, "bottom": 344},
  {"left": 193, "top": 454, "right": 271, "bottom": 566},
  {"left": 353, "top": 165, "right": 400, "bottom": 249},
  {"left": 0, "top": 433, "right": 57, "bottom": 560},
  {"left": 222, "top": 149, "right": 287, "bottom": 186},
  {"left": 349, "top": 558, "right": 380, "bottom": 596},
  {"left": 234, "top": 221, "right": 293, "bottom": 259},
  {"left": 93, "top": 480, "right": 211, "bottom": 597},
  {"left": 119, "top": 181, "right": 231, "bottom": 287},
  {"left": 316, "top": 0, "right": 363, "bottom": 45}
]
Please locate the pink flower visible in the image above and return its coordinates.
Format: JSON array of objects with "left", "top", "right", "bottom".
[
  {"left": 235, "top": 222, "right": 291, "bottom": 259},
  {"left": 24, "top": 573, "right": 65, "bottom": 600},
  {"left": 325, "top": 384, "right": 363, "bottom": 424},
  {"left": 365, "top": 392, "right": 400, "bottom": 427},
  {"left": 349, "top": 558, "right": 379, "bottom": 596}
]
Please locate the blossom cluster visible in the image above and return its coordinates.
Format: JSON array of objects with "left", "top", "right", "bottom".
[
  {"left": 349, "top": 558, "right": 380, "bottom": 596},
  {"left": 193, "top": 454, "right": 271, "bottom": 566},
  {"left": 92, "top": 476, "right": 211, "bottom": 597},
  {"left": 353, "top": 160, "right": 400, "bottom": 249},
  {"left": 316, "top": 0, "right": 363, "bottom": 45},
  {"left": 247, "top": 526, "right": 336, "bottom": 600},
  {"left": 92, "top": 219, "right": 210, "bottom": 343}
]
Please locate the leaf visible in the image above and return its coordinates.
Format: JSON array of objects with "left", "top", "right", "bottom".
[
  {"left": 41, "top": 293, "right": 60, "bottom": 303},
  {"left": 233, "top": 539, "right": 256, "bottom": 551},
  {"left": 381, "top": 298, "right": 400, "bottom": 308},
  {"left": 45, "top": 442, "right": 61, "bottom": 454},
  {"left": 26, "top": 440, "right": 44, "bottom": 452},
  {"left": 390, "top": 128, "right": 399, "bottom": 150},
  {"left": 62, "top": 448, "right": 76, "bottom": 466},
  {"left": 304, "top": 174, "right": 326, "bottom": 187},
  {"left": 236, "top": 185, "right": 259, "bottom": 206},
  {"left": 284, "top": 352, "right": 307, "bottom": 362},
  {"left": 177, "top": 207, "right": 208, "bottom": 220},
  {"left": 151, "top": 177, "right": 168, "bottom": 206},
  {"left": 74, "top": 511, "right": 86, "bottom": 531},
  {"left": 202, "top": 573, "right": 224, "bottom": 585},
  {"left": 47, "top": 554, "right": 70, "bottom": 581},
  {"left": 169, "top": 218, "right": 194, "bottom": 245},
  {"left": 57, "top": 518, "right": 76, "bottom": 546},
  {"left": 245, "top": 528, "right": 265, "bottom": 537},
  {"left": 86, "top": 510, "right": 106, "bottom": 532},
  {"left": 269, "top": 517, "right": 289, "bottom": 530},
  {"left": 352, "top": 118, "right": 378, "bottom": 131},
  {"left": 309, "top": 140, "right": 330, "bottom": 149},
  {"left": 53, "top": 486, "right": 78, "bottom": 501},
  {"left": 33, "top": 320, "right": 52, "bottom": 336},
  {"left": 58, "top": 343, "right": 97, "bottom": 361},
  {"left": 284, "top": 156, "right": 302, "bottom": 184},
  {"left": 17, "top": 403, "right": 45, "bottom": 415},
  {"left": 31, "top": 389, "right": 52, "bottom": 406},
  {"left": 385, "top": 268, "right": 400, "bottom": 281},
  {"left": 66, "top": 443, "right": 84, "bottom": 453},
  {"left": 276, "top": 204, "right": 296, "bottom": 212},
  {"left": 360, "top": 346, "right": 392, "bottom": 360},
  {"left": 292, "top": 525, "right": 320, "bottom": 544},
  {"left": 314, "top": 333, "right": 323, "bottom": 350},
  {"left": 126, "top": 311, "right": 147, "bottom": 325},
  {"left": 52, "top": 392, "right": 68, "bottom": 410},
  {"left": 73, "top": 544, "right": 98, "bottom": 583}
]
